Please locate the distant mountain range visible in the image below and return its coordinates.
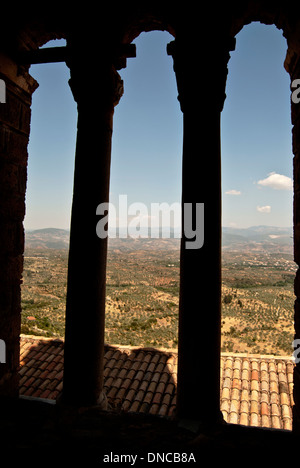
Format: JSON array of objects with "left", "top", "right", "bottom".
[
  {"left": 25, "top": 228, "right": 70, "bottom": 249},
  {"left": 24, "top": 226, "right": 293, "bottom": 253},
  {"left": 222, "top": 225, "right": 293, "bottom": 252}
]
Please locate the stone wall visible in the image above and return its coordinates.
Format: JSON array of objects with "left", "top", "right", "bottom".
[
  {"left": 0, "top": 53, "right": 37, "bottom": 396},
  {"left": 286, "top": 49, "right": 300, "bottom": 432}
]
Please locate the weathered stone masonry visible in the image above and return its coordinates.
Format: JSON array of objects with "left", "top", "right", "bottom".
[{"left": 0, "top": 51, "right": 37, "bottom": 396}]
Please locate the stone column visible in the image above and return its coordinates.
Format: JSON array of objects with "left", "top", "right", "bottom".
[
  {"left": 168, "top": 36, "right": 234, "bottom": 422},
  {"left": 62, "top": 53, "right": 123, "bottom": 407}
]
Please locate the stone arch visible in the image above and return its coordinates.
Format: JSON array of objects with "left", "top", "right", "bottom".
[
  {"left": 112, "top": 6, "right": 177, "bottom": 44},
  {"left": 120, "top": 19, "right": 176, "bottom": 45}
]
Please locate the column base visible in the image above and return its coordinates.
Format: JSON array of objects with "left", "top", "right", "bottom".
[
  {"left": 59, "top": 388, "right": 109, "bottom": 411},
  {"left": 97, "top": 390, "right": 109, "bottom": 411}
]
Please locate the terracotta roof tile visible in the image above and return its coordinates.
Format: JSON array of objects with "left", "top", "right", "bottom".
[
  {"left": 19, "top": 336, "right": 295, "bottom": 430},
  {"left": 149, "top": 403, "right": 159, "bottom": 415},
  {"left": 220, "top": 352, "right": 295, "bottom": 430}
]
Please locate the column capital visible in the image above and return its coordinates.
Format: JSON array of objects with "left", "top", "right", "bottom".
[
  {"left": 167, "top": 36, "right": 236, "bottom": 113},
  {"left": 66, "top": 42, "right": 135, "bottom": 109},
  {"left": 68, "top": 60, "right": 124, "bottom": 108}
]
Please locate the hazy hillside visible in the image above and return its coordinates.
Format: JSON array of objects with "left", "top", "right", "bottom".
[
  {"left": 25, "top": 228, "right": 70, "bottom": 249},
  {"left": 222, "top": 225, "right": 293, "bottom": 253},
  {"left": 25, "top": 228, "right": 180, "bottom": 251},
  {"left": 25, "top": 226, "right": 293, "bottom": 253}
]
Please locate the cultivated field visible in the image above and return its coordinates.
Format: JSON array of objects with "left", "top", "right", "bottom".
[{"left": 21, "top": 230, "right": 297, "bottom": 356}]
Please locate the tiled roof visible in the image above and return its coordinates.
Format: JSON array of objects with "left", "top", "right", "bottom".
[
  {"left": 19, "top": 335, "right": 294, "bottom": 430},
  {"left": 220, "top": 353, "right": 294, "bottom": 430}
]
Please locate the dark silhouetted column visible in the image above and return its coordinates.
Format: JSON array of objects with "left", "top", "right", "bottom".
[
  {"left": 168, "top": 35, "right": 235, "bottom": 422},
  {"left": 62, "top": 52, "right": 123, "bottom": 406}
]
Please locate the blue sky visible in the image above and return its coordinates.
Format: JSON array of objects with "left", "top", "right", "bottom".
[
  {"left": 25, "top": 22, "right": 293, "bottom": 231},
  {"left": 222, "top": 22, "right": 293, "bottom": 228}
]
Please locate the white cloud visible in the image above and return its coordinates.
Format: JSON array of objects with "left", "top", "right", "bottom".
[
  {"left": 257, "top": 205, "right": 271, "bottom": 213},
  {"left": 225, "top": 189, "right": 241, "bottom": 196},
  {"left": 257, "top": 172, "right": 292, "bottom": 191}
]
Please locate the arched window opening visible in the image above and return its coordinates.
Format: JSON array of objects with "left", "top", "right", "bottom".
[
  {"left": 221, "top": 22, "right": 295, "bottom": 427},
  {"left": 21, "top": 39, "right": 77, "bottom": 341},
  {"left": 106, "top": 31, "right": 182, "bottom": 350}
]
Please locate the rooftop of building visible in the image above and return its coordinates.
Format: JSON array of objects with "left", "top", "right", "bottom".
[{"left": 19, "top": 334, "right": 295, "bottom": 431}]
